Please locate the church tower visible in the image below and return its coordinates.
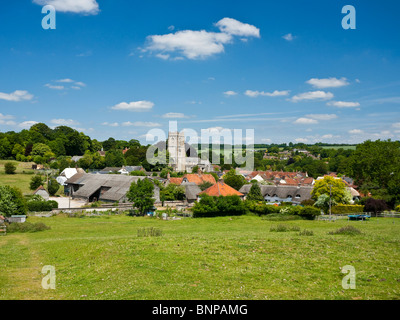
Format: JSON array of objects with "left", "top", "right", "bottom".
[{"left": 168, "top": 132, "right": 186, "bottom": 172}]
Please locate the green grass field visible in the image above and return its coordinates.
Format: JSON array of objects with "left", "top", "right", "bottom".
[
  {"left": 0, "top": 160, "right": 36, "bottom": 194},
  {"left": 320, "top": 146, "right": 357, "bottom": 150},
  {"left": 1, "top": 214, "right": 399, "bottom": 300}
]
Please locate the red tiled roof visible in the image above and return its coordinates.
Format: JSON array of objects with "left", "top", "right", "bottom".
[
  {"left": 184, "top": 174, "right": 216, "bottom": 185},
  {"left": 199, "top": 182, "right": 244, "bottom": 197},
  {"left": 169, "top": 178, "right": 184, "bottom": 185}
]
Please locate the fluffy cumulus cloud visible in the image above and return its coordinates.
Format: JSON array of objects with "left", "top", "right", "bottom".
[
  {"left": 290, "top": 91, "right": 333, "bottom": 102},
  {"left": 50, "top": 119, "right": 80, "bottom": 126},
  {"left": 282, "top": 33, "right": 294, "bottom": 41},
  {"left": 327, "top": 101, "right": 360, "bottom": 108},
  {"left": 0, "top": 90, "right": 33, "bottom": 102},
  {"left": 0, "top": 113, "right": 16, "bottom": 125},
  {"left": 223, "top": 90, "right": 238, "bottom": 96},
  {"left": 245, "top": 90, "right": 290, "bottom": 98},
  {"left": 102, "top": 122, "right": 119, "bottom": 127},
  {"left": 18, "top": 121, "right": 39, "bottom": 128},
  {"left": 144, "top": 18, "right": 259, "bottom": 60},
  {"left": 306, "top": 77, "right": 349, "bottom": 89},
  {"left": 215, "top": 18, "right": 260, "bottom": 38},
  {"left": 293, "top": 118, "right": 319, "bottom": 125},
  {"left": 306, "top": 114, "right": 338, "bottom": 121},
  {"left": 33, "top": 0, "right": 99, "bottom": 15},
  {"left": 111, "top": 101, "right": 154, "bottom": 112}
]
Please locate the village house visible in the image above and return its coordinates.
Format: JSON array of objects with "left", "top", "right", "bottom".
[
  {"left": 199, "top": 181, "right": 244, "bottom": 199},
  {"left": 239, "top": 184, "right": 314, "bottom": 204},
  {"left": 33, "top": 185, "right": 50, "bottom": 201},
  {"left": 166, "top": 173, "right": 217, "bottom": 187},
  {"left": 65, "top": 172, "right": 160, "bottom": 203}
]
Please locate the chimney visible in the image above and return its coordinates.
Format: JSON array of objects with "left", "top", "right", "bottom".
[{"left": 167, "top": 172, "right": 170, "bottom": 179}]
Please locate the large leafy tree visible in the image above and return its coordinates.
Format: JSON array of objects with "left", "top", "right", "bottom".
[
  {"left": 246, "top": 182, "right": 264, "bottom": 202},
  {"left": 223, "top": 169, "right": 246, "bottom": 191},
  {"left": 0, "top": 185, "right": 27, "bottom": 217},
  {"left": 311, "top": 176, "right": 349, "bottom": 204},
  {"left": 127, "top": 179, "right": 155, "bottom": 215}
]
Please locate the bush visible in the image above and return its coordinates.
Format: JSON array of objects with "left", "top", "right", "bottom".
[
  {"left": 30, "top": 175, "right": 43, "bottom": 191},
  {"left": 298, "top": 206, "right": 321, "bottom": 220},
  {"left": 270, "top": 224, "right": 300, "bottom": 232},
  {"left": 396, "top": 205, "right": 400, "bottom": 212},
  {"left": 364, "top": 198, "right": 389, "bottom": 214},
  {"left": 331, "top": 204, "right": 364, "bottom": 214},
  {"left": 245, "top": 201, "right": 281, "bottom": 216},
  {"left": 137, "top": 227, "right": 163, "bottom": 237},
  {"left": 299, "top": 229, "right": 314, "bottom": 236},
  {"left": 300, "top": 199, "right": 315, "bottom": 206},
  {"left": 47, "top": 179, "right": 60, "bottom": 196},
  {"left": 6, "top": 222, "right": 51, "bottom": 233},
  {"left": 27, "top": 200, "right": 57, "bottom": 212},
  {"left": 4, "top": 162, "right": 16, "bottom": 174},
  {"left": 193, "top": 195, "right": 247, "bottom": 218},
  {"left": 328, "top": 226, "right": 362, "bottom": 236},
  {"left": 261, "top": 214, "right": 303, "bottom": 221},
  {"left": 0, "top": 185, "right": 27, "bottom": 217}
]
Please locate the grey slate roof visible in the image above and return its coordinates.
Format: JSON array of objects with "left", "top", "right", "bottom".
[
  {"left": 181, "top": 182, "right": 202, "bottom": 201},
  {"left": 239, "top": 184, "right": 313, "bottom": 201},
  {"left": 65, "top": 173, "right": 150, "bottom": 202}
]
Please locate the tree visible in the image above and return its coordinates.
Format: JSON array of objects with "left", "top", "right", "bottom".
[
  {"left": 0, "top": 185, "right": 27, "bottom": 217},
  {"left": 30, "top": 175, "right": 43, "bottom": 191},
  {"left": 47, "top": 178, "right": 60, "bottom": 196},
  {"left": 246, "top": 182, "right": 264, "bottom": 202},
  {"left": 223, "top": 169, "right": 246, "bottom": 191},
  {"left": 312, "top": 176, "right": 349, "bottom": 204},
  {"left": 199, "top": 181, "right": 214, "bottom": 191},
  {"left": 161, "top": 183, "right": 185, "bottom": 201},
  {"left": 364, "top": 198, "right": 389, "bottom": 215},
  {"left": 105, "top": 149, "right": 125, "bottom": 167},
  {"left": 4, "top": 162, "right": 16, "bottom": 174},
  {"left": 31, "top": 143, "right": 52, "bottom": 157},
  {"left": 314, "top": 194, "right": 336, "bottom": 214},
  {"left": 126, "top": 179, "right": 155, "bottom": 215}
]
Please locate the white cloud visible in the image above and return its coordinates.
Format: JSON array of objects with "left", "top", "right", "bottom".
[
  {"left": 215, "top": 18, "right": 260, "bottom": 38},
  {"left": 50, "top": 119, "right": 80, "bottom": 126},
  {"left": 290, "top": 91, "right": 334, "bottom": 102},
  {"left": 102, "top": 122, "right": 119, "bottom": 127},
  {"left": 392, "top": 123, "right": 400, "bottom": 128},
  {"left": 111, "top": 101, "right": 154, "bottom": 112},
  {"left": 122, "top": 121, "right": 161, "bottom": 127},
  {"left": 45, "top": 84, "right": 65, "bottom": 90},
  {"left": 261, "top": 138, "right": 272, "bottom": 143},
  {"left": 162, "top": 112, "right": 189, "bottom": 119},
  {"left": 0, "top": 113, "right": 14, "bottom": 120},
  {"left": 294, "top": 118, "right": 319, "bottom": 125},
  {"left": 349, "top": 129, "right": 364, "bottom": 134},
  {"left": 282, "top": 33, "right": 294, "bottom": 41},
  {"left": 18, "top": 121, "right": 39, "bottom": 128},
  {"left": 74, "top": 81, "right": 86, "bottom": 87},
  {"left": 306, "top": 77, "right": 349, "bottom": 89},
  {"left": 0, "top": 90, "right": 34, "bottom": 102},
  {"left": 245, "top": 90, "right": 290, "bottom": 98},
  {"left": 56, "top": 78, "right": 74, "bottom": 83},
  {"left": 0, "top": 114, "right": 16, "bottom": 126},
  {"left": 295, "top": 138, "right": 308, "bottom": 143},
  {"left": 168, "top": 25, "right": 175, "bottom": 31},
  {"left": 71, "top": 86, "right": 81, "bottom": 90},
  {"left": 321, "top": 134, "right": 333, "bottom": 139},
  {"left": 223, "top": 90, "right": 238, "bottom": 96},
  {"left": 327, "top": 101, "right": 360, "bottom": 108},
  {"left": 306, "top": 114, "right": 338, "bottom": 121},
  {"left": 144, "top": 18, "right": 259, "bottom": 60},
  {"left": 33, "top": 0, "right": 99, "bottom": 15}
]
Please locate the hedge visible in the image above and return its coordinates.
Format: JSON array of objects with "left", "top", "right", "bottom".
[
  {"left": 27, "top": 200, "right": 58, "bottom": 212},
  {"left": 331, "top": 205, "right": 364, "bottom": 215},
  {"left": 193, "top": 195, "right": 247, "bottom": 218}
]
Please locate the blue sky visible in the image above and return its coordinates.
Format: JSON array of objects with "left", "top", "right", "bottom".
[{"left": 1, "top": 0, "right": 400, "bottom": 145}]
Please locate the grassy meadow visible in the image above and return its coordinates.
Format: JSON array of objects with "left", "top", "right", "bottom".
[
  {"left": 1, "top": 214, "right": 399, "bottom": 300},
  {"left": 0, "top": 160, "right": 36, "bottom": 194}
]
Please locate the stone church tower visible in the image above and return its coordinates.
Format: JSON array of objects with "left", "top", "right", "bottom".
[{"left": 168, "top": 131, "right": 186, "bottom": 172}]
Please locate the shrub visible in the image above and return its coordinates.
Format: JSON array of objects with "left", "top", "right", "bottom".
[
  {"left": 364, "top": 198, "right": 389, "bottom": 214},
  {"left": 4, "top": 162, "right": 16, "bottom": 174},
  {"left": 6, "top": 222, "right": 51, "bottom": 233},
  {"left": 300, "top": 199, "right": 315, "bottom": 206},
  {"left": 0, "top": 185, "right": 27, "bottom": 217},
  {"left": 328, "top": 226, "right": 362, "bottom": 236},
  {"left": 47, "top": 179, "right": 60, "bottom": 196},
  {"left": 261, "top": 214, "right": 303, "bottom": 221},
  {"left": 270, "top": 224, "right": 300, "bottom": 232},
  {"left": 193, "top": 195, "right": 247, "bottom": 218},
  {"left": 331, "top": 205, "right": 364, "bottom": 214},
  {"left": 30, "top": 175, "right": 43, "bottom": 191},
  {"left": 396, "top": 205, "right": 400, "bottom": 212},
  {"left": 298, "top": 206, "right": 321, "bottom": 220},
  {"left": 299, "top": 229, "right": 314, "bottom": 236},
  {"left": 137, "top": 227, "right": 163, "bottom": 237},
  {"left": 27, "top": 200, "right": 57, "bottom": 212}
]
